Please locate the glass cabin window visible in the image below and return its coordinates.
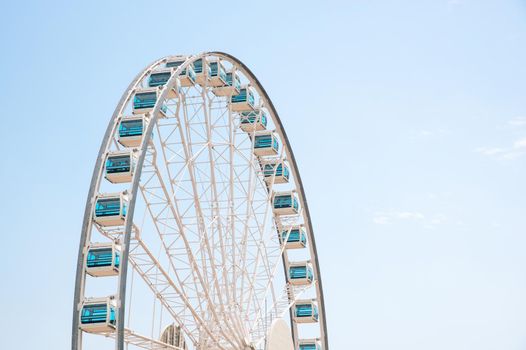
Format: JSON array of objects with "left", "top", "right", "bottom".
[
  {"left": 290, "top": 266, "right": 308, "bottom": 279},
  {"left": 282, "top": 229, "right": 300, "bottom": 242},
  {"left": 264, "top": 163, "right": 284, "bottom": 177},
  {"left": 95, "top": 198, "right": 123, "bottom": 217},
  {"left": 119, "top": 119, "right": 143, "bottom": 137},
  {"left": 210, "top": 62, "right": 227, "bottom": 81},
  {"left": 274, "top": 195, "right": 296, "bottom": 209},
  {"left": 210, "top": 62, "right": 218, "bottom": 76},
  {"left": 166, "top": 60, "right": 183, "bottom": 68},
  {"left": 225, "top": 73, "right": 241, "bottom": 89},
  {"left": 193, "top": 59, "right": 203, "bottom": 73},
  {"left": 134, "top": 92, "right": 157, "bottom": 109},
  {"left": 106, "top": 155, "right": 131, "bottom": 174},
  {"left": 167, "top": 60, "right": 191, "bottom": 75},
  {"left": 296, "top": 304, "right": 313, "bottom": 317},
  {"left": 241, "top": 111, "right": 267, "bottom": 127},
  {"left": 81, "top": 304, "right": 108, "bottom": 324},
  {"left": 87, "top": 248, "right": 114, "bottom": 268},
  {"left": 254, "top": 135, "right": 278, "bottom": 151},
  {"left": 248, "top": 90, "right": 255, "bottom": 106},
  {"left": 109, "top": 307, "right": 116, "bottom": 324},
  {"left": 149, "top": 72, "right": 171, "bottom": 87},
  {"left": 232, "top": 88, "right": 247, "bottom": 103}
]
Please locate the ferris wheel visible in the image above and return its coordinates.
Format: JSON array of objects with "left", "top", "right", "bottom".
[{"left": 71, "top": 52, "right": 328, "bottom": 350}]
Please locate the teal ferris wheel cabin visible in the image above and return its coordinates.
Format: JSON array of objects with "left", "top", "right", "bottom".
[
  {"left": 165, "top": 58, "right": 196, "bottom": 87},
  {"left": 85, "top": 242, "right": 121, "bottom": 277},
  {"left": 118, "top": 115, "right": 147, "bottom": 148},
  {"left": 253, "top": 131, "right": 280, "bottom": 156},
  {"left": 273, "top": 191, "right": 300, "bottom": 215},
  {"left": 288, "top": 262, "right": 315, "bottom": 286},
  {"left": 93, "top": 192, "right": 128, "bottom": 227},
  {"left": 231, "top": 85, "right": 256, "bottom": 112},
  {"left": 104, "top": 150, "right": 138, "bottom": 184},
  {"left": 280, "top": 225, "right": 308, "bottom": 249},
  {"left": 213, "top": 70, "right": 241, "bottom": 96},
  {"left": 79, "top": 297, "right": 117, "bottom": 333},
  {"left": 132, "top": 88, "right": 168, "bottom": 115},
  {"left": 240, "top": 109, "right": 268, "bottom": 132},
  {"left": 294, "top": 300, "right": 319, "bottom": 324},
  {"left": 262, "top": 160, "right": 290, "bottom": 184}
]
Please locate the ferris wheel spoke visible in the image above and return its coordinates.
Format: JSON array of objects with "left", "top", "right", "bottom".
[
  {"left": 175, "top": 91, "right": 245, "bottom": 346},
  {"left": 135, "top": 145, "right": 210, "bottom": 323},
  {"left": 136, "top": 139, "right": 242, "bottom": 348},
  {"left": 150, "top": 87, "right": 246, "bottom": 347},
  {"left": 126, "top": 236, "right": 220, "bottom": 348},
  {"left": 200, "top": 87, "right": 235, "bottom": 310},
  {"left": 138, "top": 138, "right": 243, "bottom": 346},
  {"left": 235, "top": 135, "right": 261, "bottom": 312},
  {"left": 243, "top": 239, "right": 279, "bottom": 327},
  {"left": 238, "top": 162, "right": 278, "bottom": 321}
]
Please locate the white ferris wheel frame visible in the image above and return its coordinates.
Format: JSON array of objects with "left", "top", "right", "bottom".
[{"left": 71, "top": 52, "right": 328, "bottom": 350}]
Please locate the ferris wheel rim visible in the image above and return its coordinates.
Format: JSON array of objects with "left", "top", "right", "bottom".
[
  {"left": 71, "top": 56, "right": 166, "bottom": 350},
  {"left": 72, "top": 52, "right": 328, "bottom": 350}
]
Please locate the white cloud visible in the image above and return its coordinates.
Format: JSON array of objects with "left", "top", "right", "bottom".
[
  {"left": 373, "top": 211, "right": 448, "bottom": 230},
  {"left": 478, "top": 117, "right": 526, "bottom": 160},
  {"left": 373, "top": 210, "right": 425, "bottom": 225},
  {"left": 372, "top": 216, "right": 390, "bottom": 225},
  {"left": 476, "top": 137, "right": 526, "bottom": 160}
]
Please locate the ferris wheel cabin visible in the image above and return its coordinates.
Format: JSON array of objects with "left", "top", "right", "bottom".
[
  {"left": 294, "top": 300, "right": 319, "bottom": 323},
  {"left": 148, "top": 69, "right": 171, "bottom": 87},
  {"left": 193, "top": 58, "right": 211, "bottom": 86},
  {"left": 262, "top": 160, "right": 290, "bottom": 184},
  {"left": 213, "top": 70, "right": 241, "bottom": 96},
  {"left": 85, "top": 242, "right": 120, "bottom": 277},
  {"left": 165, "top": 59, "right": 196, "bottom": 87},
  {"left": 147, "top": 69, "right": 179, "bottom": 99},
  {"left": 132, "top": 88, "right": 167, "bottom": 116},
  {"left": 93, "top": 192, "right": 128, "bottom": 226},
  {"left": 231, "top": 86, "right": 255, "bottom": 112},
  {"left": 104, "top": 150, "right": 138, "bottom": 184},
  {"left": 280, "top": 226, "right": 307, "bottom": 249},
  {"left": 118, "top": 116, "right": 146, "bottom": 147},
  {"left": 79, "top": 297, "right": 117, "bottom": 333},
  {"left": 240, "top": 110, "right": 268, "bottom": 132},
  {"left": 288, "top": 262, "right": 314, "bottom": 286},
  {"left": 253, "top": 132, "right": 279, "bottom": 156},
  {"left": 209, "top": 60, "right": 228, "bottom": 87},
  {"left": 299, "top": 339, "right": 322, "bottom": 350},
  {"left": 273, "top": 191, "right": 299, "bottom": 215}
]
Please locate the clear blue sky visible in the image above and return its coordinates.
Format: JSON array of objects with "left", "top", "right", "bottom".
[{"left": 0, "top": 0, "right": 525, "bottom": 349}]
